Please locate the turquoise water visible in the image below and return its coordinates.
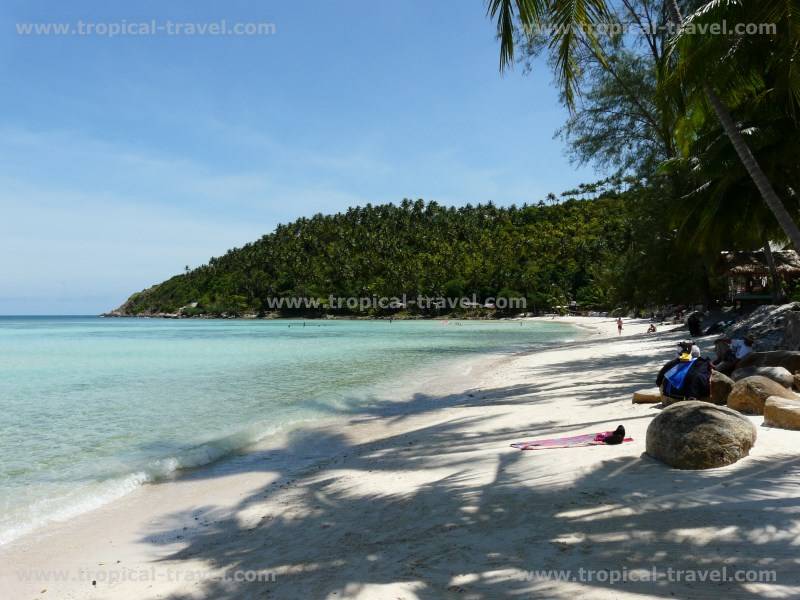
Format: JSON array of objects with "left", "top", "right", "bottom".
[{"left": 0, "top": 316, "right": 575, "bottom": 544}]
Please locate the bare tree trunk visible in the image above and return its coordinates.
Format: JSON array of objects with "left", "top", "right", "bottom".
[
  {"left": 667, "top": 0, "right": 800, "bottom": 252},
  {"left": 762, "top": 235, "right": 784, "bottom": 304}
]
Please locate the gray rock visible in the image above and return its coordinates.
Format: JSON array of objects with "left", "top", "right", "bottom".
[
  {"left": 646, "top": 401, "right": 757, "bottom": 469},
  {"left": 783, "top": 311, "right": 800, "bottom": 351},
  {"left": 710, "top": 370, "right": 735, "bottom": 405},
  {"left": 737, "top": 350, "right": 800, "bottom": 374},
  {"left": 724, "top": 303, "right": 800, "bottom": 352},
  {"left": 727, "top": 375, "right": 799, "bottom": 415},
  {"left": 731, "top": 366, "right": 794, "bottom": 388}
]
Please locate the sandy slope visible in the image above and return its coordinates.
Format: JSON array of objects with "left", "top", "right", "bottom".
[{"left": 2, "top": 317, "right": 799, "bottom": 600}]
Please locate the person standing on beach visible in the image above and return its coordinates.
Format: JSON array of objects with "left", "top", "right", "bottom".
[{"left": 617, "top": 317, "right": 623, "bottom": 335}]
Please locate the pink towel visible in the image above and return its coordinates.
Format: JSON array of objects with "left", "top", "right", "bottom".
[{"left": 512, "top": 431, "right": 634, "bottom": 450}]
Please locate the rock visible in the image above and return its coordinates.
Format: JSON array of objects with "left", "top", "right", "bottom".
[
  {"left": 632, "top": 387, "right": 662, "bottom": 404},
  {"left": 727, "top": 376, "right": 799, "bottom": 415},
  {"left": 764, "top": 397, "right": 800, "bottom": 430},
  {"left": 660, "top": 395, "right": 712, "bottom": 408},
  {"left": 783, "top": 310, "right": 800, "bottom": 351},
  {"left": 736, "top": 350, "right": 800, "bottom": 374},
  {"left": 710, "top": 370, "right": 735, "bottom": 405},
  {"left": 645, "top": 401, "right": 757, "bottom": 469},
  {"left": 723, "top": 303, "right": 800, "bottom": 352},
  {"left": 730, "top": 366, "right": 794, "bottom": 388}
]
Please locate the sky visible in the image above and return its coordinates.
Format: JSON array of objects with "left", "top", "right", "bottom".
[{"left": 0, "top": 0, "right": 596, "bottom": 315}]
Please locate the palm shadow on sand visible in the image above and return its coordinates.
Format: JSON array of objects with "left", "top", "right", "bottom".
[{"left": 138, "top": 330, "right": 800, "bottom": 599}]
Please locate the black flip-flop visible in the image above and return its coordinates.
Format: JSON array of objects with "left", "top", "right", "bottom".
[{"left": 603, "top": 425, "right": 626, "bottom": 445}]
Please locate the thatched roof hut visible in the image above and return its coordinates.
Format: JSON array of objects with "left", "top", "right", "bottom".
[
  {"left": 719, "top": 250, "right": 800, "bottom": 276},
  {"left": 719, "top": 250, "right": 800, "bottom": 303}
]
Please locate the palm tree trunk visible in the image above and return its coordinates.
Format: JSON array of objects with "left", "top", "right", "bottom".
[
  {"left": 666, "top": 0, "right": 683, "bottom": 24},
  {"left": 704, "top": 88, "right": 800, "bottom": 250},
  {"left": 667, "top": 0, "right": 800, "bottom": 252},
  {"left": 762, "top": 235, "right": 784, "bottom": 304}
]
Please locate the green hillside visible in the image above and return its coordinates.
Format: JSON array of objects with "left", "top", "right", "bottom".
[{"left": 111, "top": 196, "right": 639, "bottom": 317}]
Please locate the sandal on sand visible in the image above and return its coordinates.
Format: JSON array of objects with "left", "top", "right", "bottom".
[{"left": 601, "top": 425, "right": 626, "bottom": 445}]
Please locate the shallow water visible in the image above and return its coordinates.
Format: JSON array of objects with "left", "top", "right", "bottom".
[{"left": 0, "top": 316, "right": 575, "bottom": 544}]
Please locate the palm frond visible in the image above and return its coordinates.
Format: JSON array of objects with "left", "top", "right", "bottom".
[
  {"left": 547, "top": 0, "right": 610, "bottom": 109},
  {"left": 485, "top": 0, "right": 547, "bottom": 71},
  {"left": 486, "top": 0, "right": 610, "bottom": 109}
]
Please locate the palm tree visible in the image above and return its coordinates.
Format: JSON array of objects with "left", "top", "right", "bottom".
[
  {"left": 662, "top": 32, "right": 800, "bottom": 303},
  {"left": 665, "top": 0, "right": 800, "bottom": 252},
  {"left": 486, "top": 0, "right": 800, "bottom": 251}
]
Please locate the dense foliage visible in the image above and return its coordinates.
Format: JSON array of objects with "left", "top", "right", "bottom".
[
  {"left": 518, "top": 0, "right": 800, "bottom": 305},
  {"left": 115, "top": 196, "right": 638, "bottom": 316}
]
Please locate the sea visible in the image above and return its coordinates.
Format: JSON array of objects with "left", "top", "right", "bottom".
[{"left": 0, "top": 316, "right": 577, "bottom": 545}]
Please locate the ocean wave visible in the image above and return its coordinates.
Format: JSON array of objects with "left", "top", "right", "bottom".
[
  {"left": 143, "top": 422, "right": 289, "bottom": 480},
  {"left": 0, "top": 471, "right": 148, "bottom": 546},
  {"left": 0, "top": 420, "right": 292, "bottom": 547}
]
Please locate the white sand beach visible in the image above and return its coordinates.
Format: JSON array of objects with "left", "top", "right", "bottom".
[{"left": 2, "top": 317, "right": 799, "bottom": 599}]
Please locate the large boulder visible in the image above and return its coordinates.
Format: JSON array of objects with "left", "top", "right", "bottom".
[
  {"left": 763, "top": 397, "right": 800, "bottom": 430},
  {"left": 632, "top": 387, "right": 663, "bottom": 404},
  {"left": 646, "top": 401, "right": 757, "bottom": 469},
  {"left": 731, "top": 366, "right": 794, "bottom": 388},
  {"left": 727, "top": 376, "right": 799, "bottom": 415},
  {"left": 737, "top": 351, "right": 800, "bottom": 374},
  {"left": 710, "top": 370, "right": 735, "bottom": 405}
]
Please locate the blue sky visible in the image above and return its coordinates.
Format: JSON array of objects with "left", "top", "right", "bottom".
[{"left": 0, "top": 0, "right": 596, "bottom": 314}]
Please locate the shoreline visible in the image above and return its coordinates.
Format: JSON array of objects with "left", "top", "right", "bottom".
[
  {"left": 3, "top": 317, "right": 799, "bottom": 599},
  {"left": 98, "top": 312, "right": 601, "bottom": 321},
  {"left": 0, "top": 319, "right": 582, "bottom": 549}
]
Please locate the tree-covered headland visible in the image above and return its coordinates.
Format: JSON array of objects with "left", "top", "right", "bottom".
[{"left": 113, "top": 192, "right": 637, "bottom": 317}]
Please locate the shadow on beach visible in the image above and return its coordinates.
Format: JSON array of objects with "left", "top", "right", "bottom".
[{"left": 138, "top": 329, "right": 800, "bottom": 599}]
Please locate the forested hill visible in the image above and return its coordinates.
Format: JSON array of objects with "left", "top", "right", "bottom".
[{"left": 110, "top": 197, "right": 634, "bottom": 317}]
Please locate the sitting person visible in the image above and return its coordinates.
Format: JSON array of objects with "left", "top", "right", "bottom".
[
  {"left": 712, "top": 335, "right": 754, "bottom": 375},
  {"left": 647, "top": 323, "right": 657, "bottom": 334},
  {"left": 658, "top": 343, "right": 691, "bottom": 378},
  {"left": 656, "top": 343, "right": 711, "bottom": 401}
]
